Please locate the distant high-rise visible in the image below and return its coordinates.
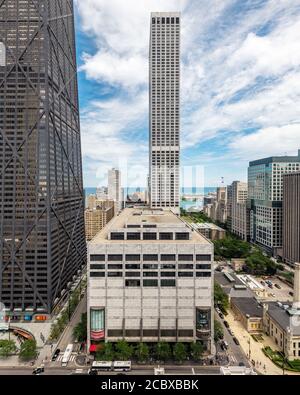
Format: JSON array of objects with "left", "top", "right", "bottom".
[
  {"left": 283, "top": 172, "right": 300, "bottom": 266},
  {"left": 149, "top": 13, "right": 180, "bottom": 214},
  {"left": 231, "top": 181, "right": 249, "bottom": 241},
  {"left": 108, "top": 168, "right": 121, "bottom": 213},
  {"left": 248, "top": 150, "right": 300, "bottom": 256},
  {"left": 0, "top": 1, "right": 86, "bottom": 314}
]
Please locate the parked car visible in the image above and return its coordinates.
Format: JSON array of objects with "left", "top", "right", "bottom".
[
  {"left": 233, "top": 337, "right": 240, "bottom": 346},
  {"left": 289, "top": 291, "right": 294, "bottom": 297},
  {"left": 219, "top": 312, "right": 224, "bottom": 319},
  {"left": 228, "top": 329, "right": 234, "bottom": 336},
  {"left": 274, "top": 284, "right": 281, "bottom": 289},
  {"left": 260, "top": 281, "right": 265, "bottom": 286},
  {"left": 221, "top": 341, "right": 229, "bottom": 351},
  {"left": 239, "top": 362, "right": 245, "bottom": 367},
  {"left": 268, "top": 284, "right": 273, "bottom": 289},
  {"left": 51, "top": 348, "right": 61, "bottom": 361}
]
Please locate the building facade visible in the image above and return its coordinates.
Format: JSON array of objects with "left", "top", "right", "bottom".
[
  {"left": 108, "top": 168, "right": 121, "bottom": 214},
  {"left": 283, "top": 173, "right": 300, "bottom": 266},
  {"left": 231, "top": 181, "right": 249, "bottom": 241},
  {"left": 149, "top": 13, "right": 180, "bottom": 214},
  {"left": 85, "top": 201, "right": 115, "bottom": 241},
  {"left": 0, "top": 0, "right": 86, "bottom": 314},
  {"left": 248, "top": 150, "right": 300, "bottom": 256},
  {"left": 87, "top": 208, "right": 214, "bottom": 352}
]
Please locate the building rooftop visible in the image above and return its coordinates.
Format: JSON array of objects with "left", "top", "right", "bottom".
[
  {"left": 249, "top": 150, "right": 300, "bottom": 166},
  {"left": 266, "top": 302, "right": 300, "bottom": 335},
  {"left": 192, "top": 223, "right": 226, "bottom": 231},
  {"left": 231, "top": 297, "right": 263, "bottom": 318},
  {"left": 89, "top": 208, "right": 211, "bottom": 245}
]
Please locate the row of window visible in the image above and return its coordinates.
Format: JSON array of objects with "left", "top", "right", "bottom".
[
  {"left": 110, "top": 232, "right": 189, "bottom": 241},
  {"left": 90, "top": 254, "right": 211, "bottom": 262},
  {"left": 90, "top": 272, "right": 211, "bottom": 279},
  {"left": 106, "top": 329, "right": 192, "bottom": 338},
  {"left": 91, "top": 264, "right": 211, "bottom": 270}
]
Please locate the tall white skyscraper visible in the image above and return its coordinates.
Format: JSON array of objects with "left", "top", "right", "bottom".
[
  {"left": 108, "top": 168, "right": 121, "bottom": 214},
  {"left": 149, "top": 12, "right": 181, "bottom": 214}
]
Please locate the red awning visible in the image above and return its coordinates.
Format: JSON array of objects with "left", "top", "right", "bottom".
[{"left": 89, "top": 345, "right": 97, "bottom": 353}]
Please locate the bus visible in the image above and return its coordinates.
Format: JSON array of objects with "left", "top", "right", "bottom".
[
  {"left": 113, "top": 361, "right": 132, "bottom": 372},
  {"left": 61, "top": 344, "right": 74, "bottom": 367},
  {"left": 91, "top": 361, "right": 113, "bottom": 372}
]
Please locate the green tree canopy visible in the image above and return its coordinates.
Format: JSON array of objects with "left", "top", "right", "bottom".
[
  {"left": 115, "top": 340, "right": 134, "bottom": 361},
  {"left": 214, "top": 320, "right": 224, "bottom": 342},
  {"left": 156, "top": 342, "right": 171, "bottom": 361},
  {"left": 135, "top": 343, "right": 149, "bottom": 363},
  {"left": 190, "top": 342, "right": 204, "bottom": 361},
  {"left": 73, "top": 313, "right": 87, "bottom": 342},
  {"left": 173, "top": 343, "right": 187, "bottom": 364},
  {"left": 214, "top": 282, "right": 229, "bottom": 313},
  {"left": 0, "top": 340, "right": 18, "bottom": 357},
  {"left": 19, "top": 339, "right": 37, "bottom": 361}
]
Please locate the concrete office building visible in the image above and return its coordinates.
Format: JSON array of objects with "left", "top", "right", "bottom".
[
  {"left": 226, "top": 185, "right": 233, "bottom": 232},
  {"left": 149, "top": 13, "right": 180, "bottom": 214},
  {"left": 87, "top": 208, "right": 214, "bottom": 352},
  {"left": 85, "top": 201, "right": 115, "bottom": 241},
  {"left": 108, "top": 168, "right": 121, "bottom": 214},
  {"left": 283, "top": 173, "right": 300, "bottom": 266},
  {"left": 248, "top": 150, "right": 300, "bottom": 256},
  {"left": 0, "top": 0, "right": 86, "bottom": 314},
  {"left": 231, "top": 181, "right": 249, "bottom": 241}
]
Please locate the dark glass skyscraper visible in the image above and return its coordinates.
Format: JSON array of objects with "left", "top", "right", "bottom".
[{"left": 0, "top": 0, "right": 86, "bottom": 313}]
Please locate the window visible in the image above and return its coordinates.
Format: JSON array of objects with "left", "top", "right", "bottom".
[
  {"left": 108, "top": 272, "right": 123, "bottom": 277},
  {"left": 111, "top": 233, "right": 124, "bottom": 240},
  {"left": 175, "top": 233, "right": 189, "bottom": 240},
  {"left": 179, "top": 264, "right": 193, "bottom": 269},
  {"left": 161, "top": 279, "right": 176, "bottom": 287},
  {"left": 196, "top": 264, "right": 211, "bottom": 270},
  {"left": 196, "top": 254, "right": 211, "bottom": 261},
  {"left": 161, "top": 272, "right": 176, "bottom": 277},
  {"left": 108, "top": 264, "right": 123, "bottom": 270},
  {"left": 143, "top": 272, "right": 158, "bottom": 277},
  {"left": 125, "top": 280, "right": 140, "bottom": 287},
  {"left": 126, "top": 264, "right": 140, "bottom": 270},
  {"left": 178, "top": 272, "right": 193, "bottom": 277},
  {"left": 127, "top": 232, "right": 141, "bottom": 240},
  {"left": 143, "top": 329, "right": 158, "bottom": 336},
  {"left": 125, "top": 254, "right": 140, "bottom": 261},
  {"left": 107, "top": 329, "right": 123, "bottom": 337},
  {"left": 90, "top": 255, "right": 105, "bottom": 261},
  {"left": 108, "top": 255, "right": 123, "bottom": 261},
  {"left": 125, "top": 330, "right": 140, "bottom": 337},
  {"left": 178, "top": 254, "right": 193, "bottom": 261},
  {"left": 143, "top": 264, "right": 158, "bottom": 269},
  {"left": 143, "top": 279, "right": 158, "bottom": 287},
  {"left": 178, "top": 330, "right": 193, "bottom": 337},
  {"left": 143, "top": 233, "right": 157, "bottom": 240},
  {"left": 143, "top": 254, "right": 158, "bottom": 261},
  {"left": 161, "top": 264, "right": 175, "bottom": 269},
  {"left": 90, "top": 264, "right": 105, "bottom": 270},
  {"left": 161, "top": 329, "right": 176, "bottom": 337},
  {"left": 159, "top": 233, "right": 173, "bottom": 240},
  {"left": 161, "top": 254, "right": 176, "bottom": 261},
  {"left": 90, "top": 272, "right": 105, "bottom": 278},
  {"left": 196, "top": 272, "right": 211, "bottom": 277},
  {"left": 125, "top": 272, "right": 140, "bottom": 277}
]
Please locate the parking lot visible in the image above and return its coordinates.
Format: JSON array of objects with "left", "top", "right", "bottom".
[{"left": 255, "top": 276, "right": 293, "bottom": 302}]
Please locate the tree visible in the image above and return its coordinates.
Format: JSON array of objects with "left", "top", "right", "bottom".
[
  {"left": 214, "top": 282, "right": 229, "bottom": 314},
  {"left": 214, "top": 320, "right": 224, "bottom": 342},
  {"left": 213, "top": 237, "right": 251, "bottom": 260},
  {"left": 135, "top": 343, "right": 149, "bottom": 363},
  {"left": 173, "top": 343, "right": 187, "bottom": 364},
  {"left": 19, "top": 339, "right": 37, "bottom": 361},
  {"left": 0, "top": 340, "right": 17, "bottom": 357},
  {"left": 245, "top": 251, "right": 277, "bottom": 275},
  {"left": 96, "top": 342, "right": 115, "bottom": 361},
  {"left": 190, "top": 342, "right": 204, "bottom": 361},
  {"left": 156, "top": 342, "right": 171, "bottom": 362},
  {"left": 73, "top": 313, "right": 87, "bottom": 342},
  {"left": 115, "top": 340, "right": 134, "bottom": 361}
]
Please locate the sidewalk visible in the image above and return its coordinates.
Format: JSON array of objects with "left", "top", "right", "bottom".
[{"left": 226, "top": 310, "right": 299, "bottom": 375}]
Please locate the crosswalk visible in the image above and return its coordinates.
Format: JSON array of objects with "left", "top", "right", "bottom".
[{"left": 56, "top": 353, "right": 77, "bottom": 362}]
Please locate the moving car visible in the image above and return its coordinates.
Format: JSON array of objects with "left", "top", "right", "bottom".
[
  {"left": 51, "top": 348, "right": 61, "bottom": 361},
  {"left": 32, "top": 366, "right": 44, "bottom": 375}
]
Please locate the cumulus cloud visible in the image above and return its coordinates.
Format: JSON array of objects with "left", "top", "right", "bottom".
[{"left": 76, "top": 0, "right": 300, "bottom": 186}]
